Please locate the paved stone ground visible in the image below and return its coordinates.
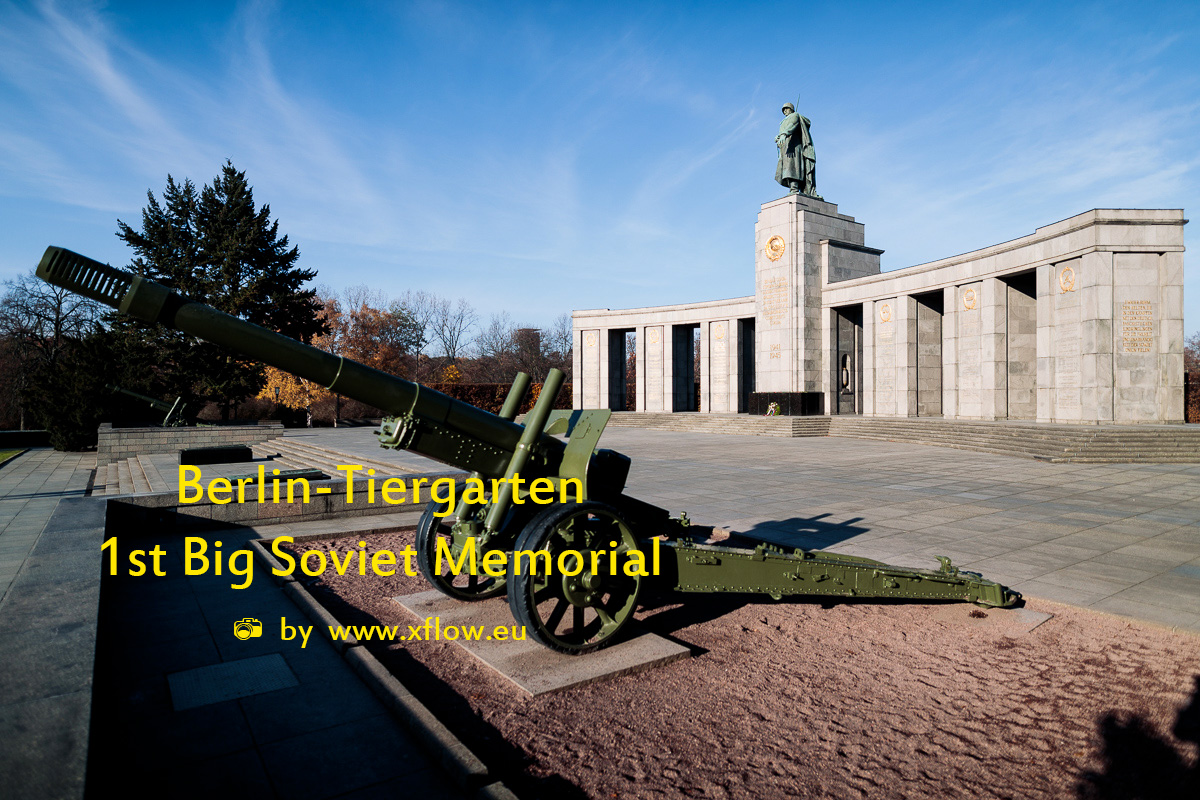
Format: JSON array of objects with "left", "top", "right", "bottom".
[
  {"left": 0, "top": 447, "right": 471, "bottom": 799},
  {"left": 3, "top": 429, "right": 1199, "bottom": 796},
  {"left": 86, "top": 512, "right": 467, "bottom": 799},
  {"left": 273, "top": 426, "right": 1200, "bottom": 633},
  {"left": 0, "top": 449, "right": 93, "bottom": 603}
]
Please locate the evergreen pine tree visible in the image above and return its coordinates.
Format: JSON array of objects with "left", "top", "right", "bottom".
[{"left": 115, "top": 162, "right": 325, "bottom": 418}]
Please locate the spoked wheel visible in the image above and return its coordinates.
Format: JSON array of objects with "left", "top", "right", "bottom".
[
  {"left": 415, "top": 499, "right": 507, "bottom": 601},
  {"left": 508, "top": 501, "right": 644, "bottom": 654}
]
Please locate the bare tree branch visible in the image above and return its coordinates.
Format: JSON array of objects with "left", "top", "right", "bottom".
[{"left": 431, "top": 297, "right": 477, "bottom": 363}]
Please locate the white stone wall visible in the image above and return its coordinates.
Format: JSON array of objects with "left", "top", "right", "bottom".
[
  {"left": 707, "top": 319, "right": 732, "bottom": 412},
  {"left": 573, "top": 297, "right": 754, "bottom": 411},
  {"left": 824, "top": 209, "right": 1185, "bottom": 424},
  {"left": 956, "top": 283, "right": 983, "bottom": 418},
  {"left": 575, "top": 206, "right": 1185, "bottom": 423},
  {"left": 580, "top": 329, "right": 601, "bottom": 408},
  {"left": 872, "top": 298, "right": 897, "bottom": 415}
]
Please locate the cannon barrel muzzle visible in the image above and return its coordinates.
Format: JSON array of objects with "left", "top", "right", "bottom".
[{"left": 36, "top": 246, "right": 565, "bottom": 479}]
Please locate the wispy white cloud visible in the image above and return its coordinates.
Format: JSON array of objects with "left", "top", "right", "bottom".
[
  {"left": 617, "top": 104, "right": 760, "bottom": 241},
  {"left": 0, "top": 2, "right": 1197, "bottom": 328}
]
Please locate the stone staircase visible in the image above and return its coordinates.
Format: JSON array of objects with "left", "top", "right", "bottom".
[
  {"left": 93, "top": 454, "right": 157, "bottom": 496},
  {"left": 827, "top": 418, "right": 1078, "bottom": 460},
  {"left": 250, "top": 436, "right": 421, "bottom": 478},
  {"left": 1055, "top": 427, "right": 1200, "bottom": 463},
  {"left": 607, "top": 412, "right": 1200, "bottom": 463},
  {"left": 828, "top": 418, "right": 1200, "bottom": 462},
  {"left": 826, "top": 417, "right": 1200, "bottom": 462},
  {"left": 607, "top": 412, "right": 831, "bottom": 437}
]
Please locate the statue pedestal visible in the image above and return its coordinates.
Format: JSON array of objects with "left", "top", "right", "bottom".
[{"left": 753, "top": 196, "right": 880, "bottom": 397}]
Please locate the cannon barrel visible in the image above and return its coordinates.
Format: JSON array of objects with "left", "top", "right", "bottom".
[
  {"left": 36, "top": 246, "right": 1020, "bottom": 657},
  {"left": 36, "top": 246, "right": 571, "bottom": 480}
]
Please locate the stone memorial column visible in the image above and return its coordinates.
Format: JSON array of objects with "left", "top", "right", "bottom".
[
  {"left": 664, "top": 325, "right": 677, "bottom": 411},
  {"left": 957, "top": 283, "right": 983, "bottom": 418},
  {"left": 897, "top": 296, "right": 918, "bottom": 416},
  {"left": 580, "top": 329, "right": 601, "bottom": 408},
  {"left": 942, "top": 285, "right": 958, "bottom": 418},
  {"left": 1080, "top": 251, "right": 1114, "bottom": 422},
  {"left": 862, "top": 300, "right": 875, "bottom": 415},
  {"left": 1160, "top": 251, "right": 1185, "bottom": 422},
  {"left": 1052, "top": 259, "right": 1084, "bottom": 422},
  {"left": 874, "top": 299, "right": 897, "bottom": 415},
  {"left": 980, "top": 277, "right": 1007, "bottom": 420},
  {"left": 644, "top": 326, "right": 665, "bottom": 412},
  {"left": 598, "top": 328, "right": 612, "bottom": 411},
  {"left": 572, "top": 328, "right": 583, "bottom": 408},
  {"left": 822, "top": 307, "right": 835, "bottom": 414},
  {"left": 708, "top": 320, "right": 732, "bottom": 413},
  {"left": 1113, "top": 253, "right": 1167, "bottom": 422},
  {"left": 1036, "top": 265, "right": 1053, "bottom": 422},
  {"left": 725, "top": 319, "right": 740, "bottom": 412}
]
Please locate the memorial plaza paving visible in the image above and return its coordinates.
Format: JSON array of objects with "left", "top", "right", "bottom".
[
  {"left": 267, "top": 425, "right": 1200, "bottom": 633},
  {"left": 0, "top": 449, "right": 93, "bottom": 603},
  {"left": 2, "top": 426, "right": 1199, "bottom": 796},
  {"left": 0, "top": 448, "right": 468, "bottom": 799}
]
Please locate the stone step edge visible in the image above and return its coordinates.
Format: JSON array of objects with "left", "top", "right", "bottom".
[
  {"left": 829, "top": 428, "right": 1200, "bottom": 448},
  {"left": 252, "top": 447, "right": 415, "bottom": 479},
  {"left": 259, "top": 438, "right": 421, "bottom": 474}
]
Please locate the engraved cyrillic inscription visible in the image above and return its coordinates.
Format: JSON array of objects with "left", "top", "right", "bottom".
[
  {"left": 1119, "top": 300, "right": 1154, "bottom": 353},
  {"left": 1055, "top": 299, "right": 1082, "bottom": 412},
  {"left": 761, "top": 277, "right": 789, "bottom": 326}
]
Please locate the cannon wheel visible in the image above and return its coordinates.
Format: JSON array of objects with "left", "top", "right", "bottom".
[
  {"left": 508, "top": 501, "right": 643, "bottom": 655},
  {"left": 415, "top": 499, "right": 507, "bottom": 601}
]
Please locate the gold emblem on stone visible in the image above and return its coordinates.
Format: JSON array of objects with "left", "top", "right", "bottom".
[
  {"left": 585, "top": 332, "right": 597, "bottom": 347},
  {"left": 1059, "top": 266, "right": 1076, "bottom": 293},
  {"left": 963, "top": 288, "right": 978, "bottom": 310},
  {"left": 765, "top": 235, "right": 786, "bottom": 262},
  {"left": 879, "top": 303, "right": 892, "bottom": 323},
  {"left": 648, "top": 328, "right": 659, "bottom": 344},
  {"left": 714, "top": 323, "right": 726, "bottom": 340}
]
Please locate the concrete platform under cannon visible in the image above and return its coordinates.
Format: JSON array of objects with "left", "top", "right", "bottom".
[{"left": 395, "top": 590, "right": 690, "bottom": 696}]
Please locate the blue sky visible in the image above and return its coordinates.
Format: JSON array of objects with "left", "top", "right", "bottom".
[{"left": 1, "top": 0, "right": 1198, "bottom": 332}]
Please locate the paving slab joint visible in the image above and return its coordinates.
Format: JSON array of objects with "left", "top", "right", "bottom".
[
  {"left": 265, "top": 541, "right": 497, "bottom": 793},
  {"left": 343, "top": 644, "right": 493, "bottom": 792},
  {"left": 280, "top": 580, "right": 358, "bottom": 650}
]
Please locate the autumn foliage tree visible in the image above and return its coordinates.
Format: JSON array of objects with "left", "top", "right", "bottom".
[{"left": 258, "top": 286, "right": 424, "bottom": 425}]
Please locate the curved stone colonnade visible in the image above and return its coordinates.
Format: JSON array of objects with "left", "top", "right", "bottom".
[{"left": 574, "top": 197, "right": 1186, "bottom": 424}]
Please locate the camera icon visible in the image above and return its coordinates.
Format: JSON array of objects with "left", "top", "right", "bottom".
[{"left": 233, "top": 618, "right": 263, "bottom": 640}]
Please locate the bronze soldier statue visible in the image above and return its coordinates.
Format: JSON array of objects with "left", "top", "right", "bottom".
[{"left": 775, "top": 101, "right": 821, "bottom": 199}]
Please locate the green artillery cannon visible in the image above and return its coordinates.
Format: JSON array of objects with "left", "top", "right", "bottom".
[
  {"left": 39, "top": 246, "right": 1018, "bottom": 654},
  {"left": 106, "top": 383, "right": 189, "bottom": 427}
]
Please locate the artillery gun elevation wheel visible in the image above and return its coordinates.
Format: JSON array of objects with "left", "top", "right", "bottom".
[
  {"left": 415, "top": 499, "right": 507, "bottom": 601},
  {"left": 507, "top": 501, "right": 643, "bottom": 655}
]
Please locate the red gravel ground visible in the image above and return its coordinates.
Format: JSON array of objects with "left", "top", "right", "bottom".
[{"left": 286, "top": 530, "right": 1200, "bottom": 800}]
